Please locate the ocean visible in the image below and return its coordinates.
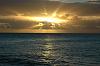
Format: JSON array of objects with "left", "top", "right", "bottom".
[{"left": 0, "top": 33, "right": 100, "bottom": 66}]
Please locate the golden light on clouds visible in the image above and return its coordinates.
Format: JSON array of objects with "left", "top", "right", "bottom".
[{"left": 0, "top": 8, "right": 100, "bottom": 32}]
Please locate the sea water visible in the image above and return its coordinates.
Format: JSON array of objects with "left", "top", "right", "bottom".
[{"left": 0, "top": 33, "right": 100, "bottom": 66}]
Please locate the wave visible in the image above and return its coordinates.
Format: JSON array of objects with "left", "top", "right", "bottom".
[{"left": 0, "top": 55, "right": 52, "bottom": 66}]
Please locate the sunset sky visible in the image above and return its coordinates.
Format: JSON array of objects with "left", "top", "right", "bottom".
[
  {"left": 0, "top": 0, "right": 100, "bottom": 33},
  {"left": 49, "top": 0, "right": 88, "bottom": 2},
  {"left": 0, "top": 0, "right": 99, "bottom": 3}
]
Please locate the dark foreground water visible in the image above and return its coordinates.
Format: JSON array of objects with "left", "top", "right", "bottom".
[{"left": 0, "top": 33, "right": 100, "bottom": 66}]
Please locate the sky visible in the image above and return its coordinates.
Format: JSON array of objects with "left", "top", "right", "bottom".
[
  {"left": 0, "top": 0, "right": 89, "bottom": 3},
  {"left": 49, "top": 0, "right": 88, "bottom": 3},
  {"left": 0, "top": 0, "right": 100, "bottom": 33}
]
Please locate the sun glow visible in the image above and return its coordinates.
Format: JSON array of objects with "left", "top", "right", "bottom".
[
  {"left": 0, "top": 6, "right": 75, "bottom": 29},
  {"left": 31, "top": 16, "right": 67, "bottom": 23},
  {"left": 30, "top": 5, "right": 69, "bottom": 23}
]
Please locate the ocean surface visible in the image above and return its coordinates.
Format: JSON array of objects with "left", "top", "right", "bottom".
[{"left": 0, "top": 33, "right": 100, "bottom": 66}]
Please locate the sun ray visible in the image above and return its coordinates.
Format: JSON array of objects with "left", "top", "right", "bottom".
[
  {"left": 52, "top": 4, "right": 63, "bottom": 17},
  {"left": 42, "top": 8, "right": 48, "bottom": 16}
]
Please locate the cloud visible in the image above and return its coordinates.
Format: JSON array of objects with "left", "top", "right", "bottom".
[
  {"left": 0, "top": 16, "right": 100, "bottom": 33},
  {"left": 0, "top": 16, "right": 36, "bottom": 29},
  {"left": 49, "top": 0, "right": 88, "bottom": 3}
]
